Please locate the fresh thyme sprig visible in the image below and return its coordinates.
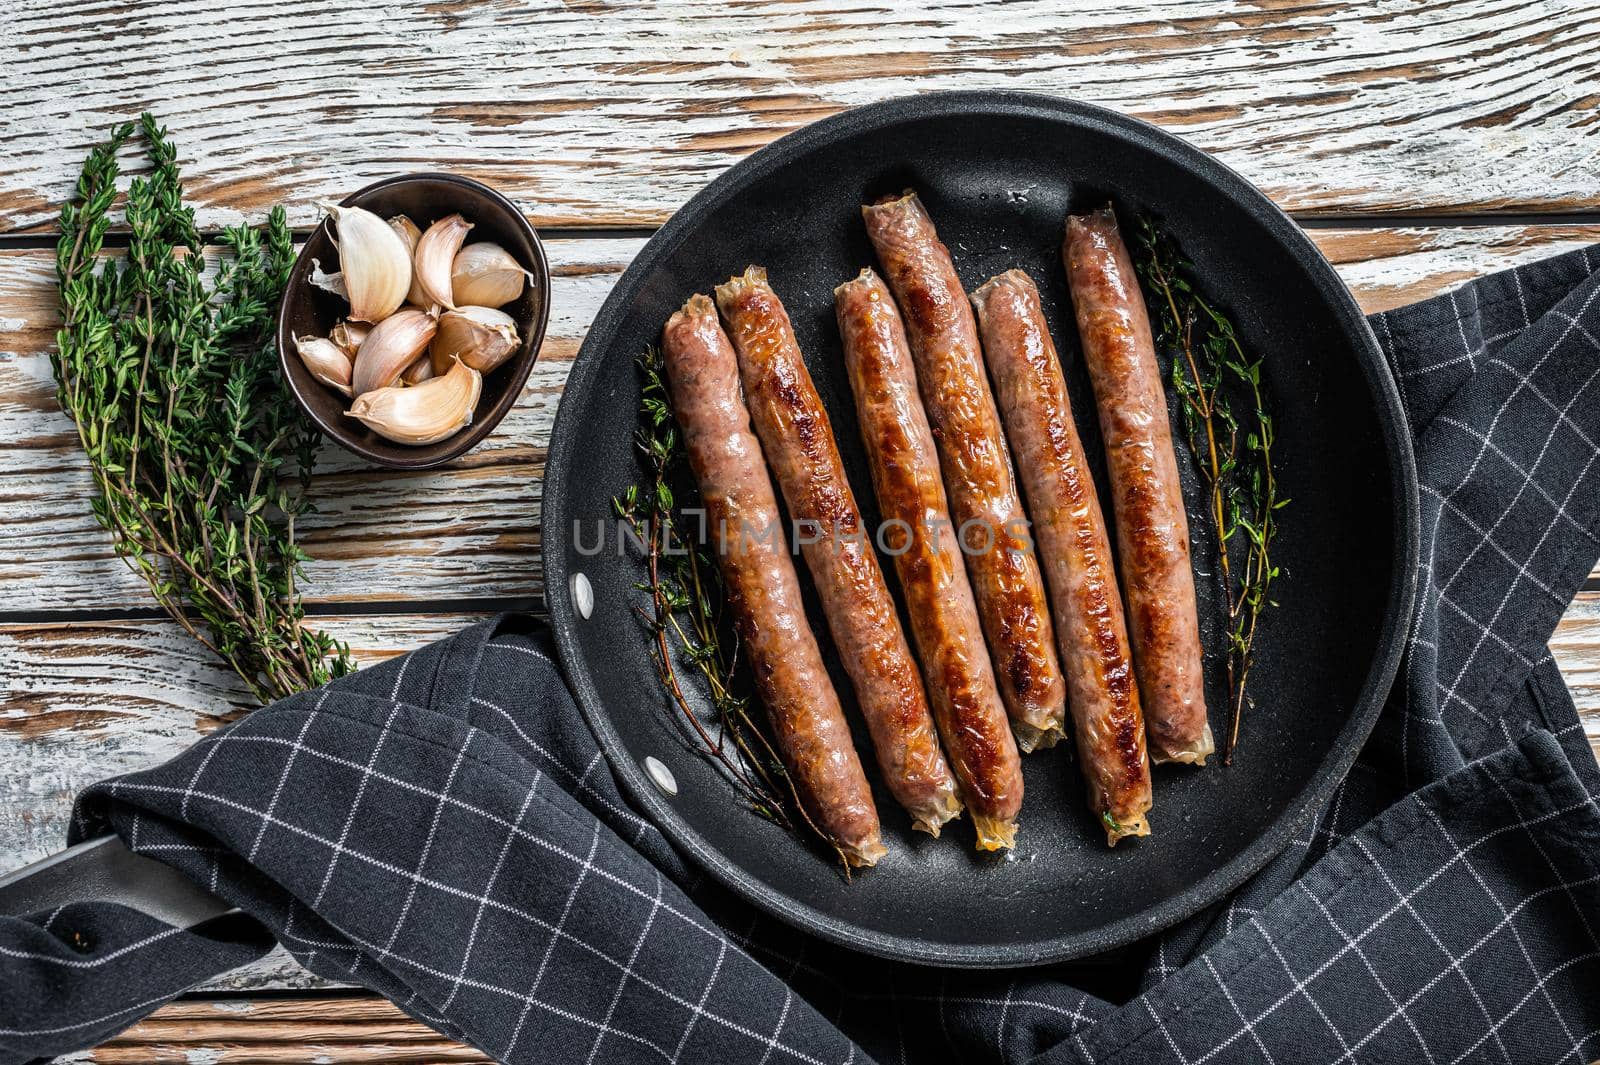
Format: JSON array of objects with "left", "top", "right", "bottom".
[
  {"left": 53, "top": 114, "right": 352, "bottom": 705},
  {"left": 1134, "top": 216, "right": 1287, "bottom": 764},
  {"left": 613, "top": 347, "right": 846, "bottom": 866}
]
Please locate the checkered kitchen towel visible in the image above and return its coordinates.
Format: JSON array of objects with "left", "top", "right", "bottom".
[{"left": 5, "top": 248, "right": 1600, "bottom": 1065}]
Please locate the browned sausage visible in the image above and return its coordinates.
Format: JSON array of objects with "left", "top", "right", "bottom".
[
  {"left": 835, "top": 267, "right": 1023, "bottom": 851},
  {"left": 1063, "top": 207, "right": 1214, "bottom": 765},
  {"left": 972, "top": 269, "right": 1153, "bottom": 843},
  {"left": 662, "top": 293, "right": 886, "bottom": 865},
  {"left": 713, "top": 266, "right": 963, "bottom": 837},
  {"left": 862, "top": 191, "right": 1068, "bottom": 753}
]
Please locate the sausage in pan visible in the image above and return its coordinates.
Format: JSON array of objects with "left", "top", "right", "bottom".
[
  {"left": 862, "top": 191, "right": 1068, "bottom": 752},
  {"left": 662, "top": 293, "right": 887, "bottom": 864},
  {"left": 714, "top": 266, "right": 963, "bottom": 836},
  {"left": 1062, "top": 207, "right": 1214, "bottom": 765},
  {"left": 972, "top": 268, "right": 1152, "bottom": 843},
  {"left": 834, "top": 267, "right": 1023, "bottom": 850}
]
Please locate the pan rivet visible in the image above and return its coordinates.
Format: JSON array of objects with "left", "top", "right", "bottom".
[
  {"left": 643, "top": 756, "right": 677, "bottom": 796},
  {"left": 571, "top": 572, "right": 594, "bottom": 619}
]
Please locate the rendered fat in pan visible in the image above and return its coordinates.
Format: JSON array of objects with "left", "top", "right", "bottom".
[
  {"left": 834, "top": 267, "right": 1024, "bottom": 851},
  {"left": 1063, "top": 206, "right": 1215, "bottom": 765},
  {"left": 661, "top": 293, "right": 886, "bottom": 865},
  {"left": 862, "top": 190, "right": 1068, "bottom": 753},
  {"left": 971, "top": 268, "right": 1153, "bottom": 844},
  {"left": 714, "top": 266, "right": 964, "bottom": 836}
]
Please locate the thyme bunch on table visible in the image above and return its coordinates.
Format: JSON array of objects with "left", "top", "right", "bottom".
[
  {"left": 1134, "top": 217, "right": 1287, "bottom": 764},
  {"left": 53, "top": 114, "right": 352, "bottom": 704},
  {"left": 613, "top": 348, "right": 845, "bottom": 865}
]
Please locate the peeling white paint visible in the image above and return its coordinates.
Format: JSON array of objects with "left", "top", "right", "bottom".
[
  {"left": 0, "top": 239, "right": 627, "bottom": 611},
  {"left": 1, "top": 6, "right": 1598, "bottom": 1013},
  {"left": 0, "top": 2, "right": 1597, "bottom": 230}
]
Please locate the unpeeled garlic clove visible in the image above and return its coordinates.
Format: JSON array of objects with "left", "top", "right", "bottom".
[
  {"left": 347, "top": 358, "right": 482, "bottom": 445},
  {"left": 293, "top": 334, "right": 354, "bottom": 397},
  {"left": 330, "top": 319, "right": 370, "bottom": 357},
  {"left": 413, "top": 213, "right": 473, "bottom": 312},
  {"left": 309, "top": 258, "right": 347, "bottom": 300},
  {"left": 388, "top": 214, "right": 421, "bottom": 248},
  {"left": 431, "top": 305, "right": 521, "bottom": 375},
  {"left": 350, "top": 307, "right": 438, "bottom": 397},
  {"left": 451, "top": 242, "right": 533, "bottom": 309},
  {"left": 387, "top": 215, "right": 433, "bottom": 307},
  {"left": 401, "top": 354, "right": 435, "bottom": 384},
  {"left": 318, "top": 202, "right": 412, "bottom": 322}
]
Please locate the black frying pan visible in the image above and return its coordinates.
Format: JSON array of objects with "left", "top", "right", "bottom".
[{"left": 543, "top": 91, "right": 1419, "bottom": 967}]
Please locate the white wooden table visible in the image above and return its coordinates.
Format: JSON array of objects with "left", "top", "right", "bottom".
[{"left": 3, "top": 1, "right": 1598, "bottom": 1059}]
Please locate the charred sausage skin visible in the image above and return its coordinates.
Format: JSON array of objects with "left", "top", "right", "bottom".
[
  {"left": 1062, "top": 207, "right": 1214, "bottom": 765},
  {"left": 662, "top": 293, "right": 886, "bottom": 864},
  {"left": 835, "top": 267, "right": 1023, "bottom": 850},
  {"left": 715, "top": 266, "right": 963, "bottom": 836},
  {"left": 862, "top": 191, "right": 1068, "bottom": 753},
  {"left": 972, "top": 268, "right": 1153, "bottom": 843}
]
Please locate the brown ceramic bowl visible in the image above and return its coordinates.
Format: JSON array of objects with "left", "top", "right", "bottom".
[{"left": 277, "top": 173, "right": 550, "bottom": 469}]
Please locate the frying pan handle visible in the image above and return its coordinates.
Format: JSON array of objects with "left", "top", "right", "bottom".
[{"left": 0, "top": 835, "right": 235, "bottom": 929}]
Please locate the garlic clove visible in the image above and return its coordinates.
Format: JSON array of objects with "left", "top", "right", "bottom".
[
  {"left": 318, "top": 202, "right": 412, "bottom": 323},
  {"left": 401, "top": 353, "right": 435, "bottom": 384},
  {"left": 293, "top": 333, "right": 354, "bottom": 397},
  {"left": 413, "top": 213, "right": 473, "bottom": 312},
  {"left": 388, "top": 215, "right": 433, "bottom": 307},
  {"left": 330, "top": 319, "right": 370, "bottom": 357},
  {"left": 451, "top": 242, "right": 533, "bottom": 309},
  {"left": 388, "top": 214, "right": 422, "bottom": 249},
  {"left": 316, "top": 373, "right": 354, "bottom": 397},
  {"left": 309, "top": 258, "right": 347, "bottom": 300},
  {"left": 430, "top": 305, "right": 521, "bottom": 375},
  {"left": 347, "top": 358, "right": 482, "bottom": 445},
  {"left": 350, "top": 307, "right": 438, "bottom": 397}
]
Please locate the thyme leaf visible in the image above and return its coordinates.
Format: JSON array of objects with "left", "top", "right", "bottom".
[
  {"left": 613, "top": 347, "right": 847, "bottom": 869},
  {"left": 1134, "top": 216, "right": 1285, "bottom": 764},
  {"left": 53, "top": 114, "right": 352, "bottom": 705}
]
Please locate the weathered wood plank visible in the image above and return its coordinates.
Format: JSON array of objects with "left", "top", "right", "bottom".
[
  {"left": 5, "top": 224, "right": 1597, "bottom": 615},
  {"left": 1, "top": 613, "right": 487, "bottom": 992},
  {"left": 0, "top": 613, "right": 483, "bottom": 864},
  {"left": 1551, "top": 595, "right": 1600, "bottom": 757},
  {"left": 0, "top": 237, "right": 641, "bottom": 613},
  {"left": 65, "top": 996, "right": 487, "bottom": 1063},
  {"left": 1311, "top": 224, "right": 1600, "bottom": 314},
  {"left": 3, "top": 0, "right": 1600, "bottom": 233},
  {"left": 5, "top": 593, "right": 1600, "bottom": 994}
]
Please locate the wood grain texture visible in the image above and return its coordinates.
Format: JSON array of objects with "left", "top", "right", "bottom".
[
  {"left": 3, "top": 0, "right": 1600, "bottom": 233},
  {"left": 7, "top": 221, "right": 1600, "bottom": 997},
  {"left": 6, "top": 2, "right": 1600, "bottom": 1047},
  {"left": 0, "top": 237, "right": 639, "bottom": 613},
  {"left": 63, "top": 997, "right": 489, "bottom": 1063},
  {"left": 1312, "top": 224, "right": 1600, "bottom": 313},
  {"left": 2, "top": 613, "right": 487, "bottom": 991},
  {"left": 4, "top": 225, "right": 1597, "bottom": 615},
  {"left": 4, "top": 591, "right": 1599, "bottom": 996}
]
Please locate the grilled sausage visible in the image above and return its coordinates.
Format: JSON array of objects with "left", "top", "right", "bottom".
[
  {"left": 862, "top": 191, "right": 1068, "bottom": 753},
  {"left": 662, "top": 293, "right": 886, "bottom": 865},
  {"left": 1063, "top": 207, "right": 1214, "bottom": 765},
  {"left": 835, "top": 267, "right": 1023, "bottom": 850},
  {"left": 714, "top": 266, "right": 963, "bottom": 836},
  {"left": 972, "top": 269, "right": 1153, "bottom": 843}
]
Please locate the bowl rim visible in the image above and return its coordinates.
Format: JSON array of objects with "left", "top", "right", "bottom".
[
  {"left": 275, "top": 171, "right": 551, "bottom": 470},
  {"left": 542, "top": 89, "right": 1421, "bottom": 967}
]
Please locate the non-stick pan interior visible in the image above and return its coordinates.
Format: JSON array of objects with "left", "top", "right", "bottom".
[{"left": 544, "top": 92, "right": 1415, "bottom": 966}]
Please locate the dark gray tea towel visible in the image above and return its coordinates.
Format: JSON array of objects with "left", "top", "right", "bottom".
[{"left": 4, "top": 248, "right": 1600, "bottom": 1064}]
